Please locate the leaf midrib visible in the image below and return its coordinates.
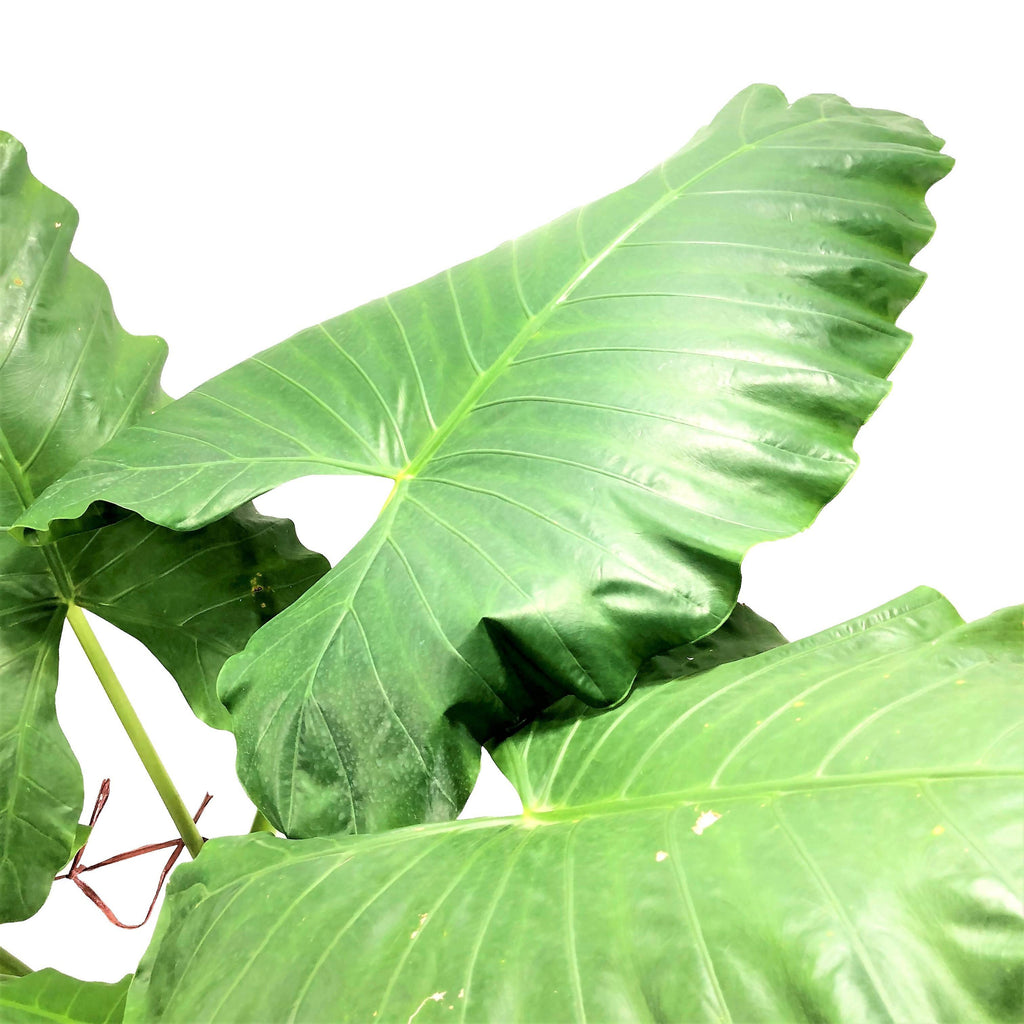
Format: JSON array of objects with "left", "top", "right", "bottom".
[
  {"left": 523, "top": 765, "right": 1021, "bottom": 823},
  {"left": 0, "top": 977, "right": 128, "bottom": 1024},
  {"left": 0, "top": 1001, "right": 80, "bottom": 1024},
  {"left": 0, "top": 428, "right": 74, "bottom": 600},
  {"left": 0, "top": 429, "right": 38, "bottom": 517},
  {"left": 0, "top": 607, "right": 67, "bottom": 872},
  {"left": 393, "top": 114, "right": 830, "bottom": 491},
  {"left": 258, "top": 765, "right": 1020, "bottom": 856}
]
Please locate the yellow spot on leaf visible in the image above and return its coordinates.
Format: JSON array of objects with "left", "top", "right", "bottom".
[
  {"left": 407, "top": 992, "right": 446, "bottom": 1024},
  {"left": 793, "top": 700, "right": 806, "bottom": 708},
  {"left": 692, "top": 810, "right": 721, "bottom": 836},
  {"left": 655, "top": 850, "right": 668, "bottom": 862},
  {"left": 955, "top": 679, "right": 966, "bottom": 686},
  {"left": 12, "top": 277, "right": 22, "bottom": 286},
  {"left": 932, "top": 825, "right": 945, "bottom": 836}
]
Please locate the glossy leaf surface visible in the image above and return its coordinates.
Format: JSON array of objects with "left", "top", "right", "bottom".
[
  {"left": 127, "top": 588, "right": 1023, "bottom": 1022},
  {"left": 0, "top": 132, "right": 328, "bottom": 922},
  {"left": 19, "top": 88, "right": 952, "bottom": 838},
  {"left": 0, "top": 970, "right": 130, "bottom": 1023},
  {"left": 635, "top": 600, "right": 785, "bottom": 686}
]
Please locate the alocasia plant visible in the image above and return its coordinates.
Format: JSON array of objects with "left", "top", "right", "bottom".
[
  {"left": 125, "top": 588, "right": 1023, "bottom": 1022},
  {"left": 0, "top": 132, "right": 328, "bottom": 923},
  {"left": 16, "top": 86, "right": 954, "bottom": 839},
  {"left": 0, "top": 85, "right": 1020, "bottom": 1023}
]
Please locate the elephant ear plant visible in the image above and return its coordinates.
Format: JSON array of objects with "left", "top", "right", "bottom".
[
  {"left": 0, "top": 85, "right": 1020, "bottom": 1022},
  {"left": 0, "top": 134, "right": 329, "bottom": 926}
]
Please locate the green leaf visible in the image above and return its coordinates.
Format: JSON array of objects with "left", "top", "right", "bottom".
[
  {"left": 0, "top": 132, "right": 328, "bottom": 922},
  {"left": 126, "top": 588, "right": 1023, "bottom": 1023},
  {"left": 67, "top": 824, "right": 91, "bottom": 862},
  {"left": 0, "top": 970, "right": 130, "bottom": 1023},
  {"left": 635, "top": 601, "right": 786, "bottom": 686},
  {"left": 58, "top": 505, "right": 329, "bottom": 724},
  {"left": 0, "top": 598, "right": 79, "bottom": 924},
  {"left": 18, "top": 87, "right": 953, "bottom": 838}
]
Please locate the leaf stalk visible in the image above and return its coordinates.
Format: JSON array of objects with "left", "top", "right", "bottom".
[
  {"left": 0, "top": 945, "right": 31, "bottom": 977},
  {"left": 248, "top": 808, "right": 275, "bottom": 834},
  {"left": 65, "top": 605, "right": 204, "bottom": 859}
]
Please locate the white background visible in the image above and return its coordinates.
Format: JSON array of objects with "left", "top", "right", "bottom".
[{"left": 1, "top": 0, "right": 1020, "bottom": 983}]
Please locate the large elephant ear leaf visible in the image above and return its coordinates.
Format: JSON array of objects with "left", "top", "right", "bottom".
[
  {"left": 18, "top": 87, "right": 953, "bottom": 838},
  {"left": 125, "top": 588, "right": 1023, "bottom": 1023},
  {"left": 0, "top": 132, "right": 328, "bottom": 923},
  {"left": 0, "top": 970, "right": 131, "bottom": 1023}
]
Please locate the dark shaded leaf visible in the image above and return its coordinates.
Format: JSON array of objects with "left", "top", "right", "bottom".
[{"left": 635, "top": 601, "right": 786, "bottom": 686}]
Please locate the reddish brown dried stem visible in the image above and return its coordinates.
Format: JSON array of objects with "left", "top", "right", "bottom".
[{"left": 57, "top": 781, "right": 212, "bottom": 929}]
